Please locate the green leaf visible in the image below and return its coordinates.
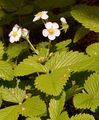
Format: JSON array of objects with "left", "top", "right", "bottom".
[
  {"left": 70, "top": 113, "right": 95, "bottom": 120},
  {"left": 21, "top": 96, "right": 46, "bottom": 117},
  {"left": 73, "top": 26, "right": 89, "bottom": 43},
  {"left": 71, "top": 5, "right": 99, "bottom": 32},
  {"left": 6, "top": 41, "right": 29, "bottom": 59},
  {"left": 0, "top": 61, "right": 13, "bottom": 80},
  {"left": 55, "top": 39, "right": 72, "bottom": 51},
  {"left": 49, "top": 92, "right": 66, "bottom": 120},
  {"left": 35, "top": 68, "right": 70, "bottom": 96},
  {"left": 0, "top": 41, "right": 4, "bottom": 59},
  {"left": 1, "top": 86, "right": 25, "bottom": 103},
  {"left": 46, "top": 51, "right": 89, "bottom": 72},
  {"left": 86, "top": 42, "right": 99, "bottom": 57},
  {"left": 0, "top": 105, "right": 20, "bottom": 120},
  {"left": 57, "top": 112, "right": 69, "bottom": 120},
  {"left": 74, "top": 73, "right": 99, "bottom": 110},
  {"left": 14, "top": 56, "right": 48, "bottom": 76}
]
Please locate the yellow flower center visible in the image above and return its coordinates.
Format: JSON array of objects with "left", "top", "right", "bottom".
[
  {"left": 13, "top": 32, "right": 17, "bottom": 37},
  {"left": 37, "top": 12, "right": 43, "bottom": 17},
  {"left": 48, "top": 28, "right": 55, "bottom": 34}
]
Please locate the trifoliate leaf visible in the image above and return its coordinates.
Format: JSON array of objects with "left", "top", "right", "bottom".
[
  {"left": 21, "top": 96, "right": 46, "bottom": 117},
  {"left": 70, "top": 113, "right": 95, "bottom": 120},
  {"left": 73, "top": 26, "right": 89, "bottom": 43},
  {"left": 0, "top": 105, "right": 20, "bottom": 120},
  {"left": 0, "top": 61, "right": 13, "bottom": 80},
  {"left": 6, "top": 41, "right": 29, "bottom": 59},
  {"left": 35, "top": 68, "right": 70, "bottom": 96},
  {"left": 86, "top": 42, "right": 99, "bottom": 57},
  {"left": 49, "top": 92, "right": 66, "bottom": 120},
  {"left": 71, "top": 5, "right": 99, "bottom": 32},
  {"left": 74, "top": 73, "right": 99, "bottom": 110},
  {"left": 45, "top": 51, "right": 90, "bottom": 72},
  {"left": 14, "top": 56, "right": 48, "bottom": 76},
  {"left": 0, "top": 41, "right": 4, "bottom": 59},
  {"left": 1, "top": 86, "right": 25, "bottom": 103}
]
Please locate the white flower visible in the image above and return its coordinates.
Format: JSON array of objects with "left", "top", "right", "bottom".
[
  {"left": 60, "top": 17, "right": 67, "bottom": 24},
  {"left": 9, "top": 24, "right": 22, "bottom": 43},
  {"left": 33, "top": 11, "right": 48, "bottom": 22},
  {"left": 42, "top": 22, "right": 60, "bottom": 40},
  {"left": 22, "top": 28, "right": 29, "bottom": 38}
]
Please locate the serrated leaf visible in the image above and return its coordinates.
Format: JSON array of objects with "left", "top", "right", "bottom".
[
  {"left": 6, "top": 41, "right": 29, "bottom": 59},
  {"left": 35, "top": 68, "right": 70, "bottom": 96},
  {"left": 49, "top": 92, "right": 65, "bottom": 120},
  {"left": 73, "top": 26, "right": 89, "bottom": 43},
  {"left": 0, "top": 105, "right": 20, "bottom": 120},
  {"left": 0, "top": 61, "right": 13, "bottom": 80},
  {"left": 0, "top": 41, "right": 4, "bottom": 59},
  {"left": 21, "top": 96, "right": 46, "bottom": 117},
  {"left": 74, "top": 73, "right": 99, "bottom": 109},
  {"left": 14, "top": 56, "right": 48, "bottom": 76},
  {"left": 46, "top": 51, "right": 90, "bottom": 72},
  {"left": 57, "top": 111, "right": 69, "bottom": 120},
  {"left": 70, "top": 113, "right": 95, "bottom": 120},
  {"left": 1, "top": 86, "right": 25, "bottom": 103},
  {"left": 71, "top": 5, "right": 99, "bottom": 32},
  {"left": 86, "top": 42, "right": 99, "bottom": 57}
]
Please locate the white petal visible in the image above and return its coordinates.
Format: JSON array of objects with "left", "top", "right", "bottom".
[
  {"left": 9, "top": 31, "right": 13, "bottom": 37},
  {"left": 55, "top": 29, "right": 61, "bottom": 36},
  {"left": 42, "top": 29, "right": 48, "bottom": 37},
  {"left": 53, "top": 22, "right": 59, "bottom": 29},
  {"left": 13, "top": 24, "right": 19, "bottom": 31},
  {"left": 22, "top": 28, "right": 29, "bottom": 37},
  {"left": 33, "top": 16, "right": 40, "bottom": 22},
  {"left": 9, "top": 36, "right": 15, "bottom": 43},
  {"left": 41, "top": 14, "right": 48, "bottom": 20},
  {"left": 48, "top": 34, "right": 55, "bottom": 40},
  {"left": 42, "top": 11, "right": 48, "bottom": 14},
  {"left": 45, "top": 22, "right": 53, "bottom": 29},
  {"left": 60, "top": 17, "right": 67, "bottom": 23},
  {"left": 17, "top": 29, "right": 22, "bottom": 37}
]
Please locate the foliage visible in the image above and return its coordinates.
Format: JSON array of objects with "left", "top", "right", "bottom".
[{"left": 0, "top": 0, "right": 99, "bottom": 120}]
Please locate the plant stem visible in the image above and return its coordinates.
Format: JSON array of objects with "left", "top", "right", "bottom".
[{"left": 26, "top": 37, "right": 39, "bottom": 55}]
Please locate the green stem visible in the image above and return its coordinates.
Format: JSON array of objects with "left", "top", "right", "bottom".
[
  {"left": 26, "top": 37, "right": 39, "bottom": 55},
  {"left": 46, "top": 39, "right": 51, "bottom": 59}
]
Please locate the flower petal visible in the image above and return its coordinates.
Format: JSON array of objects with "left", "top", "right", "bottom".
[
  {"left": 41, "top": 14, "right": 48, "bottom": 20},
  {"left": 45, "top": 22, "right": 53, "bottom": 29},
  {"left": 53, "top": 22, "right": 59, "bottom": 29},
  {"left": 55, "top": 29, "right": 61, "bottom": 37},
  {"left": 48, "top": 34, "right": 55, "bottom": 40},
  {"left": 42, "top": 29, "right": 48, "bottom": 37},
  {"left": 33, "top": 16, "right": 40, "bottom": 22}
]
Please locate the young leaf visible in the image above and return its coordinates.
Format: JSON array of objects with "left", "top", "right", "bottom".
[
  {"left": 6, "top": 41, "right": 29, "bottom": 59},
  {"left": 1, "top": 86, "right": 25, "bottom": 103},
  {"left": 74, "top": 73, "right": 99, "bottom": 110},
  {"left": 0, "top": 61, "right": 13, "bottom": 80},
  {"left": 35, "top": 68, "right": 70, "bottom": 96},
  {"left": 0, "top": 105, "right": 20, "bottom": 120},
  {"left": 70, "top": 113, "right": 95, "bottom": 120},
  {"left": 14, "top": 56, "right": 48, "bottom": 76},
  {"left": 49, "top": 92, "right": 66, "bottom": 120},
  {"left": 0, "top": 41, "right": 4, "bottom": 59},
  {"left": 21, "top": 96, "right": 46, "bottom": 117},
  {"left": 86, "top": 42, "right": 99, "bottom": 57},
  {"left": 71, "top": 5, "right": 99, "bottom": 32},
  {"left": 73, "top": 26, "right": 89, "bottom": 43}
]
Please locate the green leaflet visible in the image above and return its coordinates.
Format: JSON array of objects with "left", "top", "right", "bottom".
[
  {"left": 45, "top": 51, "right": 90, "bottom": 72},
  {"left": 6, "top": 41, "right": 29, "bottom": 59},
  {"left": 73, "top": 26, "right": 89, "bottom": 43},
  {"left": 14, "top": 56, "right": 48, "bottom": 76},
  {"left": 1, "top": 86, "right": 25, "bottom": 103},
  {"left": 35, "top": 68, "right": 70, "bottom": 96},
  {"left": 57, "top": 112, "right": 69, "bottom": 120},
  {"left": 70, "top": 113, "right": 95, "bottom": 120},
  {"left": 71, "top": 5, "right": 99, "bottom": 32},
  {"left": 0, "top": 61, "right": 13, "bottom": 80},
  {"left": 26, "top": 117, "right": 41, "bottom": 120},
  {"left": 48, "top": 92, "right": 66, "bottom": 120},
  {"left": 0, "top": 41, "right": 4, "bottom": 59},
  {"left": 21, "top": 96, "right": 47, "bottom": 117},
  {"left": 0, "top": 105, "right": 20, "bottom": 120},
  {"left": 73, "top": 73, "right": 99, "bottom": 110}
]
